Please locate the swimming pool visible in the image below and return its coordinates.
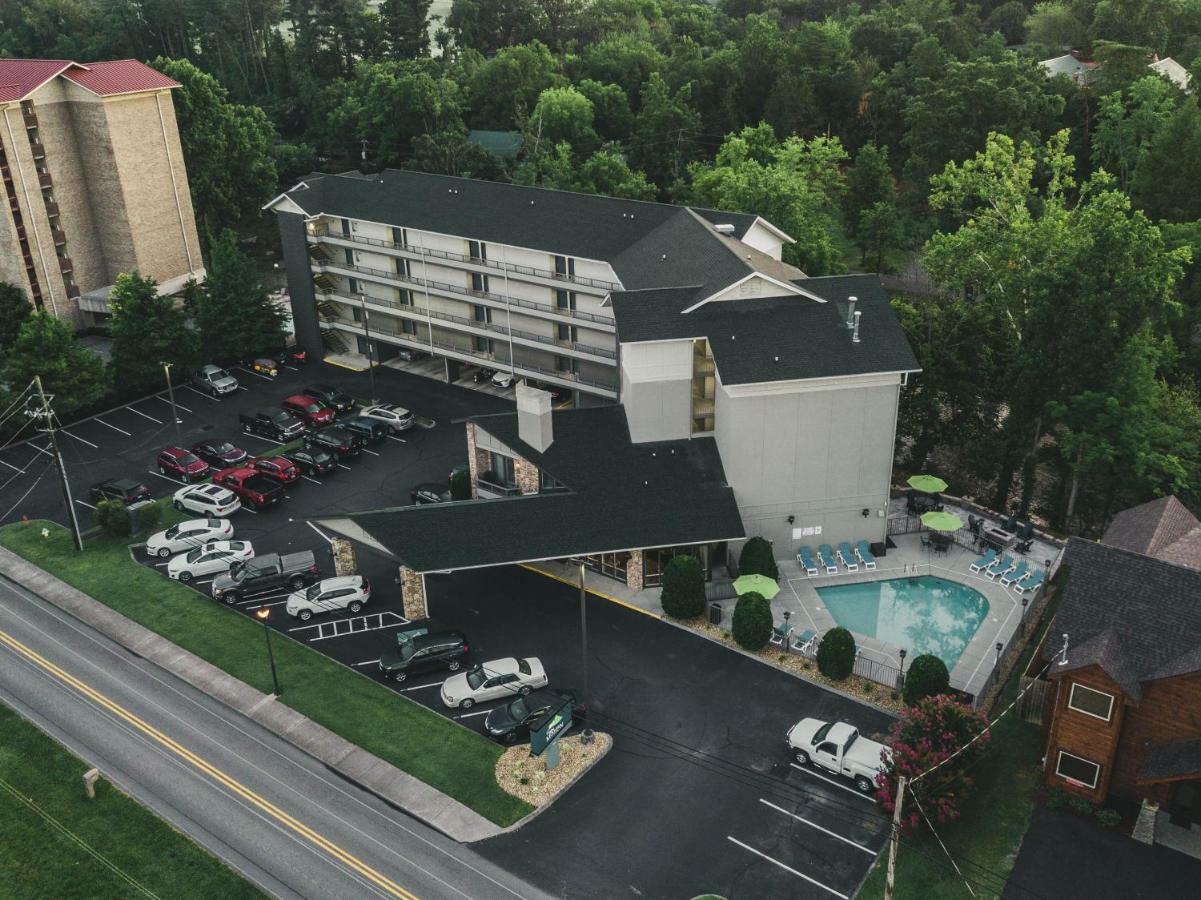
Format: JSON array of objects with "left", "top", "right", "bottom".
[{"left": 815, "top": 576, "right": 990, "bottom": 670}]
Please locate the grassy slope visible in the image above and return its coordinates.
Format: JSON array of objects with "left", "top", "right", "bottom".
[
  {"left": 0, "top": 702, "right": 263, "bottom": 899},
  {"left": 0, "top": 520, "right": 531, "bottom": 826}
]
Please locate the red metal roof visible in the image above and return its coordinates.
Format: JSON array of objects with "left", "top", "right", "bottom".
[{"left": 0, "top": 58, "right": 177, "bottom": 102}]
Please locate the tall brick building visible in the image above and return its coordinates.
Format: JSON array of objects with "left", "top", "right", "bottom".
[{"left": 0, "top": 59, "right": 204, "bottom": 327}]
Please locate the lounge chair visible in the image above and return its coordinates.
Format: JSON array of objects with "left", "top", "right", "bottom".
[
  {"left": 985, "top": 553, "right": 1014, "bottom": 580},
  {"left": 769, "top": 619, "right": 795, "bottom": 647},
  {"left": 818, "top": 544, "right": 838, "bottom": 575},
  {"left": 837, "top": 542, "right": 859, "bottom": 572},
  {"left": 969, "top": 548, "right": 997, "bottom": 573},
  {"left": 1000, "top": 559, "right": 1029, "bottom": 587},
  {"left": 856, "top": 540, "right": 877, "bottom": 570},
  {"left": 1014, "top": 570, "right": 1045, "bottom": 595},
  {"left": 792, "top": 629, "right": 819, "bottom": 656},
  {"left": 797, "top": 546, "right": 819, "bottom": 577}
]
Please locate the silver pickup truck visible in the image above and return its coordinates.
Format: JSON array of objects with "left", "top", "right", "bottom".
[{"left": 786, "top": 717, "right": 891, "bottom": 794}]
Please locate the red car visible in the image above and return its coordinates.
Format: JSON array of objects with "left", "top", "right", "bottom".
[
  {"left": 280, "top": 394, "right": 336, "bottom": 429},
  {"left": 249, "top": 456, "right": 300, "bottom": 485},
  {"left": 157, "top": 446, "right": 210, "bottom": 483}
]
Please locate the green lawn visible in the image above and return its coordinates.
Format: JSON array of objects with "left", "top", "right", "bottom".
[
  {"left": 0, "top": 520, "right": 532, "bottom": 827},
  {"left": 0, "top": 701, "right": 263, "bottom": 899}
]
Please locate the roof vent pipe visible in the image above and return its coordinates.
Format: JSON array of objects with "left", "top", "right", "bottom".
[
  {"left": 851, "top": 310, "right": 861, "bottom": 343},
  {"left": 846, "top": 295, "right": 858, "bottom": 329}
]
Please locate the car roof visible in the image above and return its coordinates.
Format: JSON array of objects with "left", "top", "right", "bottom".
[
  {"left": 194, "top": 484, "right": 230, "bottom": 496},
  {"left": 521, "top": 688, "right": 570, "bottom": 709},
  {"left": 160, "top": 445, "right": 187, "bottom": 456},
  {"left": 314, "top": 575, "right": 362, "bottom": 590},
  {"left": 827, "top": 722, "right": 857, "bottom": 743},
  {"left": 474, "top": 657, "right": 520, "bottom": 676},
  {"left": 109, "top": 477, "right": 142, "bottom": 489},
  {"left": 199, "top": 364, "right": 223, "bottom": 372},
  {"left": 284, "top": 393, "right": 320, "bottom": 404},
  {"left": 409, "top": 629, "right": 466, "bottom": 647}
]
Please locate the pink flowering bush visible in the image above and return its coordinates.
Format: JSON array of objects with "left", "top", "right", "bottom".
[{"left": 876, "top": 694, "right": 991, "bottom": 832}]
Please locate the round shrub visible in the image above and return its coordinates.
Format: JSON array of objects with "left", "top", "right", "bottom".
[
  {"left": 94, "top": 498, "right": 131, "bottom": 537},
  {"left": 132, "top": 499, "right": 162, "bottom": 535},
  {"left": 817, "top": 627, "right": 856, "bottom": 680},
  {"left": 660, "top": 554, "right": 705, "bottom": 619},
  {"left": 732, "top": 591, "right": 773, "bottom": 651},
  {"left": 903, "top": 654, "right": 950, "bottom": 705},
  {"left": 738, "top": 536, "right": 778, "bottom": 580}
]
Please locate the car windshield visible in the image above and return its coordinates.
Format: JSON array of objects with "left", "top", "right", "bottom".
[
  {"left": 508, "top": 697, "right": 530, "bottom": 719},
  {"left": 179, "top": 452, "right": 200, "bottom": 466},
  {"left": 212, "top": 442, "right": 233, "bottom": 453},
  {"left": 302, "top": 401, "right": 320, "bottom": 413},
  {"left": 813, "top": 722, "right": 833, "bottom": 743},
  {"left": 304, "top": 583, "right": 322, "bottom": 600},
  {"left": 398, "top": 640, "right": 417, "bottom": 661},
  {"left": 213, "top": 368, "right": 230, "bottom": 379},
  {"left": 186, "top": 548, "right": 203, "bottom": 562},
  {"left": 164, "top": 525, "right": 180, "bottom": 539},
  {"left": 466, "top": 667, "right": 487, "bottom": 690},
  {"left": 518, "top": 658, "right": 531, "bottom": 675}
]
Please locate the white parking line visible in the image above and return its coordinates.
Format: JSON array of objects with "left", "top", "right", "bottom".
[
  {"left": 240, "top": 506, "right": 258, "bottom": 515},
  {"left": 58, "top": 429, "right": 99, "bottom": 448},
  {"left": 301, "top": 475, "right": 322, "bottom": 485},
  {"left": 125, "top": 405, "right": 164, "bottom": 424},
  {"left": 237, "top": 593, "right": 288, "bottom": 606},
  {"left": 285, "top": 365, "right": 300, "bottom": 371},
  {"left": 789, "top": 763, "right": 876, "bottom": 800},
  {"left": 182, "top": 385, "right": 219, "bottom": 401},
  {"left": 235, "top": 366, "right": 276, "bottom": 382},
  {"left": 400, "top": 682, "right": 442, "bottom": 692},
  {"left": 244, "top": 599, "right": 289, "bottom": 611},
  {"left": 241, "top": 433, "right": 287, "bottom": 444},
  {"left": 193, "top": 578, "right": 214, "bottom": 586},
  {"left": 337, "top": 464, "right": 352, "bottom": 471},
  {"left": 727, "top": 837, "right": 848, "bottom": 899},
  {"left": 146, "top": 470, "right": 186, "bottom": 486},
  {"left": 455, "top": 709, "right": 490, "bottom": 720},
  {"left": 306, "top": 521, "right": 333, "bottom": 544},
  {"left": 74, "top": 499, "right": 96, "bottom": 510},
  {"left": 361, "top": 448, "right": 381, "bottom": 457},
  {"left": 353, "top": 658, "right": 381, "bottom": 667},
  {"left": 92, "top": 416, "right": 132, "bottom": 436},
  {"left": 388, "top": 436, "right": 406, "bottom": 444},
  {"left": 758, "top": 799, "right": 875, "bottom": 854},
  {"left": 154, "top": 562, "right": 169, "bottom": 568},
  {"left": 27, "top": 443, "right": 52, "bottom": 458},
  {"left": 156, "top": 395, "right": 193, "bottom": 413},
  {"left": 0, "top": 458, "right": 19, "bottom": 473}
]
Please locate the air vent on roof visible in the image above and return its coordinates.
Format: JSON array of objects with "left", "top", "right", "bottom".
[
  {"left": 845, "top": 295, "right": 858, "bottom": 329},
  {"left": 715, "top": 223, "right": 736, "bottom": 235},
  {"left": 661, "top": 254, "right": 667, "bottom": 261},
  {"left": 852, "top": 310, "right": 862, "bottom": 343}
]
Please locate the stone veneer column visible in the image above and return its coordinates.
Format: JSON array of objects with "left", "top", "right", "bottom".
[
  {"left": 514, "top": 457, "right": 540, "bottom": 495},
  {"left": 626, "top": 550, "right": 644, "bottom": 591},
  {"left": 465, "top": 422, "right": 490, "bottom": 500},
  {"left": 399, "top": 566, "right": 428, "bottom": 620}
]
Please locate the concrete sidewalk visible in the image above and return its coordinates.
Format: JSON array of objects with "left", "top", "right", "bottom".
[{"left": 0, "top": 545, "right": 503, "bottom": 843}]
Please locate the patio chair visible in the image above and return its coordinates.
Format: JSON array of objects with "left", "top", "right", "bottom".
[
  {"left": 985, "top": 553, "right": 1015, "bottom": 580},
  {"left": 818, "top": 544, "right": 839, "bottom": 575},
  {"left": 856, "top": 540, "right": 877, "bottom": 570},
  {"left": 1018, "top": 522, "right": 1035, "bottom": 541},
  {"left": 837, "top": 542, "right": 859, "bottom": 572},
  {"left": 1014, "top": 570, "right": 1045, "bottom": 595},
  {"left": 969, "top": 548, "right": 997, "bottom": 573},
  {"left": 797, "top": 546, "right": 819, "bottom": 577},
  {"left": 1015, "top": 538, "right": 1034, "bottom": 554},
  {"left": 791, "top": 629, "right": 819, "bottom": 656},
  {"left": 1003, "top": 516, "right": 1018, "bottom": 533},
  {"left": 769, "top": 619, "right": 795, "bottom": 647},
  {"left": 1000, "top": 559, "right": 1029, "bottom": 587}
]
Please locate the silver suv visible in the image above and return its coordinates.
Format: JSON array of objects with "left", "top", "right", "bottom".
[
  {"left": 192, "top": 364, "right": 239, "bottom": 397},
  {"left": 285, "top": 575, "right": 371, "bottom": 621}
]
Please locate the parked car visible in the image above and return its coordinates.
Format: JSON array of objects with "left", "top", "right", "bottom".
[
  {"left": 287, "top": 447, "right": 337, "bottom": 477},
  {"left": 410, "top": 482, "right": 450, "bottom": 504},
  {"left": 473, "top": 367, "right": 497, "bottom": 384},
  {"left": 341, "top": 416, "right": 389, "bottom": 444},
  {"left": 306, "top": 426, "right": 363, "bottom": 458},
  {"left": 530, "top": 381, "right": 571, "bottom": 404},
  {"left": 157, "top": 446, "right": 210, "bottom": 483},
  {"left": 211, "top": 467, "right": 287, "bottom": 510},
  {"left": 280, "top": 394, "right": 336, "bottom": 429},
  {"left": 285, "top": 575, "right": 371, "bottom": 621},
  {"left": 246, "top": 357, "right": 279, "bottom": 377},
  {"left": 146, "top": 518, "right": 233, "bottom": 559},
  {"left": 302, "top": 383, "right": 355, "bottom": 416},
  {"left": 484, "top": 689, "right": 587, "bottom": 745},
  {"left": 359, "top": 403, "right": 413, "bottom": 432},
  {"left": 211, "top": 550, "right": 319, "bottom": 603},
  {"left": 191, "top": 439, "right": 249, "bottom": 469},
  {"left": 786, "top": 718, "right": 891, "bottom": 795},
  {"left": 266, "top": 344, "right": 306, "bottom": 366},
  {"left": 191, "top": 364, "right": 239, "bottom": 397},
  {"left": 88, "top": 478, "right": 151, "bottom": 506},
  {"left": 441, "top": 657, "right": 548, "bottom": 709},
  {"left": 167, "top": 540, "right": 254, "bottom": 582},
  {"left": 239, "top": 409, "right": 305, "bottom": 442},
  {"left": 172, "top": 483, "right": 241, "bottom": 517},
  {"left": 248, "top": 456, "right": 300, "bottom": 485},
  {"left": 378, "top": 630, "right": 470, "bottom": 683},
  {"left": 491, "top": 370, "right": 515, "bottom": 388}
]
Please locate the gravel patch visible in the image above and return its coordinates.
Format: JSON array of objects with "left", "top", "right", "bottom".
[{"left": 495, "top": 732, "right": 613, "bottom": 807}]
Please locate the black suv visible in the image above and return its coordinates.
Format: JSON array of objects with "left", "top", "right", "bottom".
[
  {"left": 484, "top": 689, "right": 587, "bottom": 745},
  {"left": 307, "top": 426, "right": 363, "bottom": 458},
  {"left": 288, "top": 447, "right": 337, "bottom": 476},
  {"left": 303, "top": 383, "right": 356, "bottom": 416},
  {"left": 89, "top": 478, "right": 152, "bottom": 505},
  {"left": 378, "top": 630, "right": 470, "bottom": 683},
  {"left": 341, "top": 416, "right": 388, "bottom": 444}
]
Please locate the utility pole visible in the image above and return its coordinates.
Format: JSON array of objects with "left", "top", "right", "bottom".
[
  {"left": 884, "top": 775, "right": 907, "bottom": 900},
  {"left": 162, "top": 362, "right": 182, "bottom": 445},
  {"left": 32, "top": 375, "right": 83, "bottom": 552},
  {"left": 358, "top": 293, "right": 378, "bottom": 404},
  {"left": 578, "top": 561, "right": 594, "bottom": 744}
]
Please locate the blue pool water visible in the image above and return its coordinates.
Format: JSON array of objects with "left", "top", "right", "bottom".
[{"left": 815, "top": 576, "right": 989, "bottom": 670}]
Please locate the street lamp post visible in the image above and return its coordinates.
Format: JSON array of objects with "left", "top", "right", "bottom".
[
  {"left": 995, "top": 641, "right": 1004, "bottom": 666},
  {"left": 358, "top": 293, "right": 378, "bottom": 404},
  {"left": 162, "top": 362, "right": 182, "bottom": 444},
  {"left": 898, "top": 648, "right": 907, "bottom": 694},
  {"left": 255, "top": 607, "right": 282, "bottom": 696},
  {"left": 578, "top": 561, "right": 594, "bottom": 745}
]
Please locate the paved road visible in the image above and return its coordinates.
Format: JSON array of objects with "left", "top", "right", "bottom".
[{"left": 0, "top": 575, "right": 549, "bottom": 900}]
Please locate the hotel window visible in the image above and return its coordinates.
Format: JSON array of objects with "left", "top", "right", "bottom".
[
  {"left": 468, "top": 240, "right": 487, "bottom": 261},
  {"left": 391, "top": 226, "right": 405, "bottom": 246},
  {"left": 471, "top": 272, "right": 489, "bottom": 293},
  {"left": 1055, "top": 751, "right": 1101, "bottom": 789},
  {"left": 340, "top": 218, "right": 350, "bottom": 236},
  {"left": 344, "top": 248, "right": 354, "bottom": 265},
  {"left": 348, "top": 277, "right": 359, "bottom": 294},
  {"left": 555, "top": 289, "right": 576, "bottom": 311},
  {"left": 401, "top": 318, "right": 416, "bottom": 335},
  {"left": 554, "top": 255, "right": 574, "bottom": 278},
  {"left": 1068, "top": 684, "right": 1115, "bottom": 721}
]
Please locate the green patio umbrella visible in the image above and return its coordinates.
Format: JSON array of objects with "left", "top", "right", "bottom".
[
  {"left": 921, "top": 510, "right": 964, "bottom": 532},
  {"left": 733, "top": 573, "right": 780, "bottom": 600},
  {"left": 908, "top": 474, "right": 949, "bottom": 494}
]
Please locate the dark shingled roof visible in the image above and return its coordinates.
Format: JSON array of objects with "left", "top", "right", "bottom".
[
  {"left": 611, "top": 274, "right": 921, "bottom": 385},
  {"left": 1102, "top": 495, "right": 1201, "bottom": 557},
  {"left": 1046, "top": 538, "right": 1201, "bottom": 698},
  {"left": 1138, "top": 738, "right": 1201, "bottom": 783},
  {"left": 334, "top": 406, "right": 744, "bottom": 572}
]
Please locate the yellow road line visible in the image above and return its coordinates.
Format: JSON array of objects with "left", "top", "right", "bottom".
[
  {"left": 0, "top": 629, "right": 418, "bottom": 900},
  {"left": 517, "top": 564, "right": 662, "bottom": 620}
]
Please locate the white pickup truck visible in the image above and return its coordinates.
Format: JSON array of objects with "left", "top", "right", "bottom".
[{"left": 786, "top": 717, "right": 891, "bottom": 794}]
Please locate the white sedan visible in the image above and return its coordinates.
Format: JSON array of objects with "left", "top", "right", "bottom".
[
  {"left": 173, "top": 483, "right": 241, "bottom": 517},
  {"left": 491, "top": 370, "right": 515, "bottom": 389},
  {"left": 167, "top": 540, "right": 254, "bottom": 582},
  {"left": 440, "top": 657, "right": 548, "bottom": 709},
  {"left": 359, "top": 403, "right": 413, "bottom": 432},
  {"left": 146, "top": 518, "right": 233, "bottom": 558}
]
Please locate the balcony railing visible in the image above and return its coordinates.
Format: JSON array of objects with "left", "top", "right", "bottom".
[
  {"left": 308, "top": 223, "right": 622, "bottom": 293},
  {"left": 321, "top": 291, "right": 616, "bottom": 361},
  {"left": 476, "top": 475, "right": 522, "bottom": 497},
  {"left": 50, "top": 226, "right": 66, "bottom": 246},
  {"left": 313, "top": 260, "right": 616, "bottom": 329},
  {"left": 38, "top": 172, "right": 53, "bottom": 189},
  {"left": 57, "top": 255, "right": 73, "bottom": 274},
  {"left": 22, "top": 107, "right": 37, "bottom": 128},
  {"left": 66, "top": 284, "right": 80, "bottom": 299},
  {"left": 43, "top": 201, "right": 59, "bottom": 217},
  {"left": 29, "top": 141, "right": 45, "bottom": 160}
]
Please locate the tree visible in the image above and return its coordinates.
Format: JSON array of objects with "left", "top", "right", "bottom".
[
  {"left": 844, "top": 142, "right": 894, "bottom": 238},
  {"left": 1024, "top": 1, "right": 1087, "bottom": 55},
  {"left": 576, "top": 79, "right": 633, "bottom": 144},
  {"left": 4, "top": 311, "right": 107, "bottom": 415},
  {"left": 449, "top": 466, "right": 472, "bottom": 500},
  {"left": 1092, "top": 76, "right": 1180, "bottom": 193},
  {"left": 737, "top": 536, "right": 778, "bottom": 580},
  {"left": 410, "top": 130, "right": 508, "bottom": 179},
  {"left": 816, "top": 627, "right": 856, "bottom": 680},
  {"left": 0, "top": 282, "right": 32, "bottom": 349},
  {"left": 1131, "top": 100, "right": 1201, "bottom": 223},
  {"left": 525, "top": 86, "right": 597, "bottom": 156},
  {"left": 877, "top": 695, "right": 991, "bottom": 830},
  {"left": 380, "top": 0, "right": 433, "bottom": 57},
  {"left": 520, "top": 144, "right": 655, "bottom": 200},
  {"left": 856, "top": 201, "right": 903, "bottom": 271},
  {"left": 95, "top": 498, "right": 132, "bottom": 537},
  {"left": 660, "top": 554, "right": 705, "bottom": 619},
  {"left": 902, "top": 654, "right": 950, "bottom": 705},
  {"left": 149, "top": 57, "right": 278, "bottom": 234},
  {"left": 629, "top": 72, "right": 701, "bottom": 190},
  {"left": 468, "top": 41, "right": 561, "bottom": 130},
  {"left": 197, "top": 231, "right": 288, "bottom": 362},
  {"left": 109, "top": 273, "right": 197, "bottom": 389},
  {"left": 731, "top": 591, "right": 773, "bottom": 650},
  {"left": 986, "top": 1, "right": 1028, "bottom": 45},
  {"left": 446, "top": 0, "right": 545, "bottom": 55}
]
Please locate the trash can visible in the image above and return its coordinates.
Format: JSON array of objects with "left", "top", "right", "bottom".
[
  {"left": 708, "top": 601, "right": 723, "bottom": 625},
  {"left": 871, "top": 541, "right": 887, "bottom": 558}
]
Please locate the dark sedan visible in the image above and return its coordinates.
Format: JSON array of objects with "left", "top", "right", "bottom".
[
  {"left": 484, "top": 689, "right": 586, "bottom": 745},
  {"left": 473, "top": 367, "right": 497, "bottom": 384},
  {"left": 288, "top": 447, "right": 337, "bottom": 476},
  {"left": 303, "top": 383, "right": 356, "bottom": 416},
  {"left": 88, "top": 478, "right": 152, "bottom": 506},
  {"left": 410, "top": 482, "right": 450, "bottom": 504},
  {"left": 341, "top": 416, "right": 388, "bottom": 444},
  {"left": 306, "top": 426, "right": 363, "bottom": 458},
  {"left": 192, "top": 439, "right": 249, "bottom": 469}
]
